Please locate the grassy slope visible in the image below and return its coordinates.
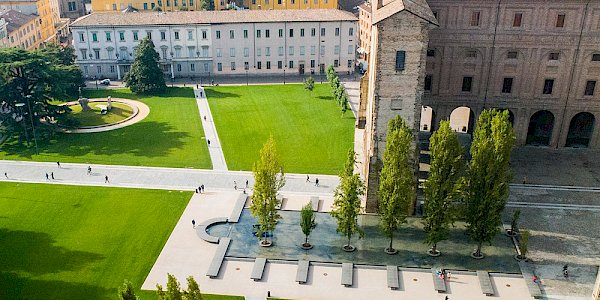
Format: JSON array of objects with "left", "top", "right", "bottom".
[
  {"left": 0, "top": 88, "right": 211, "bottom": 169},
  {"left": 0, "top": 182, "right": 193, "bottom": 299},
  {"left": 206, "top": 84, "right": 355, "bottom": 175}
]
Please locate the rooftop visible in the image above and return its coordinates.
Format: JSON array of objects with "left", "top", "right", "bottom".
[
  {"left": 0, "top": 9, "right": 37, "bottom": 34},
  {"left": 71, "top": 9, "right": 357, "bottom": 27}
]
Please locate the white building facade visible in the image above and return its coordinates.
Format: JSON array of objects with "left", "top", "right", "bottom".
[{"left": 70, "top": 10, "right": 357, "bottom": 80}]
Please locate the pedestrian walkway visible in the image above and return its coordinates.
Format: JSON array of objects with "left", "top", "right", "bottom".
[
  {"left": 0, "top": 160, "right": 338, "bottom": 196},
  {"left": 194, "top": 86, "right": 228, "bottom": 171},
  {"left": 341, "top": 80, "right": 365, "bottom": 178}
]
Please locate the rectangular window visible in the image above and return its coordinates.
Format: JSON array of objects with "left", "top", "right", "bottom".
[
  {"left": 133, "top": 32, "right": 138, "bottom": 41},
  {"left": 244, "top": 48, "right": 249, "bottom": 57},
  {"left": 161, "top": 48, "right": 167, "bottom": 59},
  {"left": 112, "top": 3, "right": 117, "bottom": 10},
  {"left": 146, "top": 31, "right": 152, "bottom": 40},
  {"left": 94, "top": 49, "right": 100, "bottom": 59},
  {"left": 424, "top": 75, "right": 432, "bottom": 91},
  {"left": 395, "top": 50, "right": 405, "bottom": 71},
  {"left": 320, "top": 28, "right": 325, "bottom": 36},
  {"left": 470, "top": 11, "right": 480, "bottom": 26},
  {"left": 335, "top": 27, "right": 340, "bottom": 36},
  {"left": 92, "top": 32, "right": 98, "bottom": 42},
  {"left": 217, "top": 63, "right": 222, "bottom": 71},
  {"left": 266, "top": 61, "right": 271, "bottom": 69},
  {"left": 257, "top": 48, "right": 261, "bottom": 56},
  {"left": 289, "top": 46, "right": 294, "bottom": 56},
  {"left": 257, "top": 61, "right": 262, "bottom": 69},
  {"left": 289, "top": 29, "right": 293, "bottom": 37},
  {"left": 278, "top": 29, "right": 283, "bottom": 37},
  {"left": 107, "top": 49, "right": 114, "bottom": 59},
  {"left": 80, "top": 49, "right": 87, "bottom": 59},
  {"left": 97, "top": 65, "right": 101, "bottom": 73},
  {"left": 556, "top": 14, "right": 565, "bottom": 28},
  {"left": 300, "top": 46, "right": 305, "bottom": 56},
  {"left": 300, "top": 28, "right": 304, "bottom": 37},
  {"left": 188, "top": 47, "right": 195, "bottom": 57},
  {"left": 230, "top": 48, "right": 235, "bottom": 57},
  {"left": 549, "top": 52, "right": 560, "bottom": 60},
  {"left": 216, "top": 48, "right": 222, "bottom": 57},
  {"left": 182, "top": 0, "right": 186, "bottom": 6},
  {"left": 244, "top": 62, "right": 249, "bottom": 70},
  {"left": 502, "top": 77, "right": 513, "bottom": 93},
  {"left": 174, "top": 48, "right": 181, "bottom": 58},
  {"left": 311, "top": 28, "right": 316, "bottom": 36},
  {"left": 278, "top": 47, "right": 284, "bottom": 56},
  {"left": 230, "top": 30, "right": 234, "bottom": 39},
  {"left": 462, "top": 76, "right": 473, "bottom": 92},
  {"left": 188, "top": 30, "right": 194, "bottom": 40},
  {"left": 256, "top": 30, "right": 261, "bottom": 38},
  {"left": 348, "top": 60, "right": 352, "bottom": 68},
  {"left": 202, "top": 47, "right": 209, "bottom": 57},
  {"left": 143, "top": 2, "right": 148, "bottom": 9},
  {"left": 543, "top": 79, "right": 554, "bottom": 94},
  {"left": 585, "top": 80, "right": 596, "bottom": 96},
  {"left": 278, "top": 61, "right": 282, "bottom": 69},
  {"left": 507, "top": 51, "right": 518, "bottom": 59},
  {"left": 202, "top": 30, "right": 207, "bottom": 39},
  {"left": 216, "top": 31, "right": 221, "bottom": 39},
  {"left": 174, "top": 31, "right": 179, "bottom": 40},
  {"left": 243, "top": 30, "right": 248, "bottom": 38},
  {"left": 161, "top": 31, "right": 166, "bottom": 40},
  {"left": 349, "top": 27, "right": 354, "bottom": 36},
  {"left": 174, "top": 0, "right": 178, "bottom": 5},
  {"left": 592, "top": 54, "right": 600, "bottom": 61},
  {"left": 334, "top": 45, "right": 340, "bottom": 55},
  {"left": 311, "top": 60, "right": 315, "bottom": 68},
  {"left": 204, "top": 63, "right": 209, "bottom": 72},
  {"left": 190, "top": 63, "right": 195, "bottom": 72},
  {"left": 513, "top": 13, "right": 522, "bottom": 27},
  {"left": 311, "top": 46, "right": 316, "bottom": 55},
  {"left": 348, "top": 45, "right": 353, "bottom": 54},
  {"left": 111, "top": 65, "right": 115, "bottom": 73},
  {"left": 320, "top": 45, "right": 325, "bottom": 56},
  {"left": 231, "top": 62, "right": 236, "bottom": 70},
  {"left": 265, "top": 47, "right": 270, "bottom": 56},
  {"left": 265, "top": 30, "right": 270, "bottom": 38},
  {"left": 334, "top": 59, "right": 339, "bottom": 67},
  {"left": 289, "top": 61, "right": 294, "bottom": 68},
  {"left": 427, "top": 49, "right": 435, "bottom": 57}
]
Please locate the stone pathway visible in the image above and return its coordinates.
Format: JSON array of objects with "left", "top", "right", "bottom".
[
  {"left": 194, "top": 87, "right": 228, "bottom": 171},
  {"left": 341, "top": 80, "right": 366, "bottom": 178}
]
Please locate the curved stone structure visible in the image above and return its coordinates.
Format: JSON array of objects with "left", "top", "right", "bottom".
[
  {"left": 60, "top": 98, "right": 150, "bottom": 133},
  {"left": 196, "top": 217, "right": 229, "bottom": 244}
]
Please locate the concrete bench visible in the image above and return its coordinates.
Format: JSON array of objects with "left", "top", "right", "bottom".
[
  {"left": 387, "top": 265, "right": 400, "bottom": 290},
  {"left": 206, "top": 237, "right": 231, "bottom": 278},
  {"left": 228, "top": 194, "right": 247, "bottom": 223},
  {"left": 196, "top": 217, "right": 228, "bottom": 244},
  {"left": 250, "top": 257, "right": 267, "bottom": 281},
  {"left": 341, "top": 263, "right": 353, "bottom": 287},
  {"left": 477, "top": 271, "right": 495, "bottom": 296},
  {"left": 310, "top": 196, "right": 319, "bottom": 211},
  {"left": 432, "top": 268, "right": 447, "bottom": 293},
  {"left": 296, "top": 260, "right": 310, "bottom": 284}
]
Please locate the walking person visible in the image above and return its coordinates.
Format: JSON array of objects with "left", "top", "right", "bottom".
[
  {"left": 204, "top": 116, "right": 207, "bottom": 121},
  {"left": 201, "top": 184, "right": 205, "bottom": 192},
  {"left": 192, "top": 219, "right": 196, "bottom": 228},
  {"left": 198, "top": 186, "right": 202, "bottom": 193},
  {"left": 105, "top": 175, "right": 109, "bottom": 183},
  {"left": 315, "top": 178, "right": 319, "bottom": 187},
  {"left": 306, "top": 175, "right": 310, "bottom": 182},
  {"left": 87, "top": 166, "right": 91, "bottom": 175},
  {"left": 246, "top": 179, "right": 249, "bottom": 188},
  {"left": 207, "top": 139, "right": 211, "bottom": 146},
  {"left": 46, "top": 173, "right": 49, "bottom": 180},
  {"left": 51, "top": 172, "right": 54, "bottom": 180},
  {"left": 56, "top": 161, "right": 61, "bottom": 168},
  {"left": 4, "top": 172, "right": 7, "bottom": 179},
  {"left": 234, "top": 181, "right": 237, "bottom": 190},
  {"left": 195, "top": 188, "right": 199, "bottom": 193}
]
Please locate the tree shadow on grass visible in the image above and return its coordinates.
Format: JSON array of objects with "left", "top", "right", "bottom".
[
  {"left": 0, "top": 271, "right": 112, "bottom": 300},
  {"left": 0, "top": 121, "right": 190, "bottom": 159},
  {"left": 316, "top": 95, "right": 334, "bottom": 101},
  {"left": 204, "top": 88, "right": 242, "bottom": 99},
  {"left": 0, "top": 228, "right": 104, "bottom": 275}
]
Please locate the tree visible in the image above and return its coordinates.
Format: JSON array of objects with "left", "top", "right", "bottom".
[
  {"left": 156, "top": 273, "right": 182, "bottom": 300},
  {"left": 335, "top": 84, "right": 345, "bottom": 106},
  {"left": 464, "top": 109, "right": 515, "bottom": 258},
  {"left": 326, "top": 64, "right": 336, "bottom": 82},
  {"left": 378, "top": 116, "right": 416, "bottom": 254},
  {"left": 250, "top": 136, "right": 286, "bottom": 246},
  {"left": 517, "top": 230, "right": 529, "bottom": 260},
  {"left": 123, "top": 37, "right": 166, "bottom": 94},
  {"left": 508, "top": 209, "right": 521, "bottom": 236},
  {"left": 183, "top": 276, "right": 202, "bottom": 300},
  {"left": 199, "top": 0, "right": 214, "bottom": 10},
  {"left": 423, "top": 120, "right": 465, "bottom": 256},
  {"left": 303, "top": 76, "right": 315, "bottom": 94},
  {"left": 0, "top": 46, "right": 83, "bottom": 143},
  {"left": 118, "top": 280, "right": 139, "bottom": 300},
  {"left": 331, "top": 149, "right": 365, "bottom": 252},
  {"left": 300, "top": 202, "right": 316, "bottom": 249},
  {"left": 330, "top": 75, "right": 340, "bottom": 91}
]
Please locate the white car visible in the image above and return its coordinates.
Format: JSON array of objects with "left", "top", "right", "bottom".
[{"left": 99, "top": 79, "right": 111, "bottom": 85}]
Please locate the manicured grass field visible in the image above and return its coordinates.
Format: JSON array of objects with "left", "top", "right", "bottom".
[
  {"left": 0, "top": 182, "right": 191, "bottom": 299},
  {"left": 68, "top": 102, "right": 134, "bottom": 127},
  {"left": 206, "top": 84, "right": 355, "bottom": 174},
  {"left": 0, "top": 88, "right": 211, "bottom": 169}
]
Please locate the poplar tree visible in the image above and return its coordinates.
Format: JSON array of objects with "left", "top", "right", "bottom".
[
  {"left": 183, "top": 276, "right": 202, "bottom": 300},
  {"left": 465, "top": 109, "right": 515, "bottom": 258},
  {"left": 330, "top": 149, "right": 365, "bottom": 252},
  {"left": 378, "top": 116, "right": 416, "bottom": 254},
  {"left": 423, "top": 120, "right": 465, "bottom": 256},
  {"left": 123, "top": 37, "right": 166, "bottom": 94},
  {"left": 300, "top": 202, "right": 316, "bottom": 249},
  {"left": 118, "top": 280, "right": 138, "bottom": 300},
  {"left": 250, "top": 136, "right": 285, "bottom": 246}
]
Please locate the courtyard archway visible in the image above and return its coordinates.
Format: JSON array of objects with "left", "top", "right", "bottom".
[
  {"left": 526, "top": 110, "right": 554, "bottom": 146},
  {"left": 449, "top": 106, "right": 474, "bottom": 133},
  {"left": 565, "top": 112, "right": 595, "bottom": 148}
]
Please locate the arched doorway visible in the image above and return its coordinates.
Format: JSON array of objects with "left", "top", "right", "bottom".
[
  {"left": 526, "top": 110, "right": 554, "bottom": 146},
  {"left": 565, "top": 112, "right": 595, "bottom": 148},
  {"left": 420, "top": 106, "right": 435, "bottom": 132},
  {"left": 449, "top": 106, "right": 474, "bottom": 133}
]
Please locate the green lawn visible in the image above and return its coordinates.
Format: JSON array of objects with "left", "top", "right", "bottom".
[
  {"left": 0, "top": 182, "right": 191, "bottom": 299},
  {"left": 68, "top": 102, "right": 133, "bottom": 127},
  {"left": 206, "top": 84, "right": 355, "bottom": 174},
  {"left": 0, "top": 88, "right": 211, "bottom": 169}
]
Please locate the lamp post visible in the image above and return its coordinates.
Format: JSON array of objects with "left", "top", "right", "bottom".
[
  {"left": 283, "top": 69, "right": 286, "bottom": 85},
  {"left": 24, "top": 95, "right": 39, "bottom": 155},
  {"left": 246, "top": 69, "right": 248, "bottom": 86}
]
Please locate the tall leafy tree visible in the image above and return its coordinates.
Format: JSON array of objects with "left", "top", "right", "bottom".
[
  {"left": 156, "top": 273, "right": 182, "bottom": 300},
  {"left": 303, "top": 76, "right": 315, "bottom": 94},
  {"left": 423, "top": 120, "right": 465, "bottom": 256},
  {"left": 465, "top": 109, "right": 515, "bottom": 258},
  {"left": 0, "top": 46, "right": 83, "bottom": 142},
  {"left": 118, "top": 280, "right": 139, "bottom": 300},
  {"left": 378, "top": 116, "right": 416, "bottom": 254},
  {"left": 250, "top": 136, "right": 286, "bottom": 246},
  {"left": 326, "top": 64, "right": 336, "bottom": 82},
  {"left": 331, "top": 149, "right": 365, "bottom": 251},
  {"left": 183, "top": 276, "right": 202, "bottom": 300},
  {"left": 123, "top": 37, "right": 166, "bottom": 94},
  {"left": 300, "top": 202, "right": 316, "bottom": 249}
]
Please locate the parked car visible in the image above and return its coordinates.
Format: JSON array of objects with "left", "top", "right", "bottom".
[{"left": 99, "top": 79, "right": 111, "bottom": 85}]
